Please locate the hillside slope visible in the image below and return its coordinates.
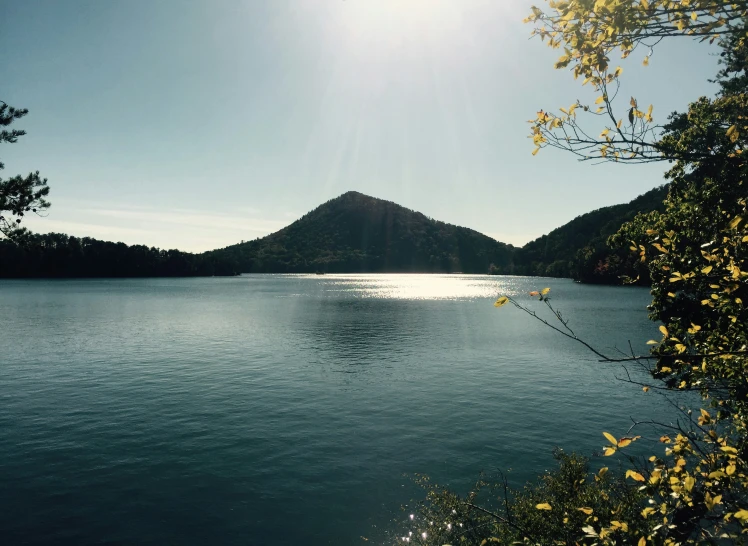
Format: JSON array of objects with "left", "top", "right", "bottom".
[
  {"left": 205, "top": 191, "right": 516, "bottom": 274},
  {"left": 0, "top": 188, "right": 670, "bottom": 280},
  {"left": 515, "top": 184, "right": 669, "bottom": 281}
]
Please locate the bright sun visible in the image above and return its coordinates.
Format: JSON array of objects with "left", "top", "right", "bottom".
[{"left": 334, "top": 0, "right": 467, "bottom": 51}]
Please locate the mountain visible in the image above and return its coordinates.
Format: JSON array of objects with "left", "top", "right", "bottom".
[
  {"left": 0, "top": 188, "right": 671, "bottom": 280},
  {"left": 515, "top": 184, "right": 669, "bottom": 282},
  {"left": 205, "top": 191, "right": 516, "bottom": 274}
]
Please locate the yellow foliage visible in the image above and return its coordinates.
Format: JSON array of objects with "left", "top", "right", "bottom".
[{"left": 494, "top": 296, "right": 509, "bottom": 308}]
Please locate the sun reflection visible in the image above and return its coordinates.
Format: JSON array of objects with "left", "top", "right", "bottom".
[{"left": 300, "top": 273, "right": 531, "bottom": 301}]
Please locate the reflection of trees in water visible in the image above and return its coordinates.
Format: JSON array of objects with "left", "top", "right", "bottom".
[{"left": 296, "top": 298, "right": 426, "bottom": 370}]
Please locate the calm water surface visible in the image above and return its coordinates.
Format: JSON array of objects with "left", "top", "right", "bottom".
[{"left": 0, "top": 275, "right": 678, "bottom": 544}]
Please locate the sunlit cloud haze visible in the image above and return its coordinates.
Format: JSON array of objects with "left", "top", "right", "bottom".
[
  {"left": 22, "top": 201, "right": 288, "bottom": 252},
  {"left": 2, "top": 0, "right": 721, "bottom": 251}
]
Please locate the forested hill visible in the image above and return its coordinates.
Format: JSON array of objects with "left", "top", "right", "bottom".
[
  {"left": 0, "top": 189, "right": 671, "bottom": 280},
  {"left": 0, "top": 232, "right": 240, "bottom": 278},
  {"left": 515, "top": 184, "right": 669, "bottom": 282},
  {"left": 205, "top": 191, "right": 516, "bottom": 274}
]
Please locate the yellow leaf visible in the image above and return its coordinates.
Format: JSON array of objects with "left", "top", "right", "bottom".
[
  {"left": 603, "top": 432, "right": 617, "bottom": 445},
  {"left": 727, "top": 125, "right": 739, "bottom": 142},
  {"left": 641, "top": 507, "right": 655, "bottom": 519},
  {"left": 734, "top": 509, "right": 748, "bottom": 521},
  {"left": 626, "top": 470, "right": 645, "bottom": 482},
  {"left": 598, "top": 467, "right": 608, "bottom": 477},
  {"left": 691, "top": 11, "right": 697, "bottom": 20},
  {"left": 577, "top": 507, "right": 593, "bottom": 515},
  {"left": 532, "top": 147, "right": 540, "bottom": 156},
  {"left": 659, "top": 325, "right": 669, "bottom": 337},
  {"left": 684, "top": 476, "right": 695, "bottom": 491},
  {"left": 536, "top": 503, "right": 552, "bottom": 510},
  {"left": 646, "top": 340, "right": 659, "bottom": 345},
  {"left": 639, "top": 537, "right": 647, "bottom": 546},
  {"left": 642, "top": 386, "right": 650, "bottom": 392},
  {"left": 595, "top": 95, "right": 605, "bottom": 105},
  {"left": 640, "top": 0, "right": 649, "bottom": 9},
  {"left": 702, "top": 265, "right": 713, "bottom": 274},
  {"left": 642, "top": 56, "right": 649, "bottom": 66},
  {"left": 494, "top": 296, "right": 509, "bottom": 308},
  {"left": 705, "top": 494, "right": 723, "bottom": 511},
  {"left": 729, "top": 215, "right": 743, "bottom": 229},
  {"left": 540, "top": 287, "right": 551, "bottom": 295},
  {"left": 603, "top": 447, "right": 617, "bottom": 456},
  {"left": 529, "top": 290, "right": 540, "bottom": 296}
]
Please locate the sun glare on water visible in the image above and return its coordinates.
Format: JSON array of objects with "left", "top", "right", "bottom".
[{"left": 309, "top": 274, "right": 519, "bottom": 301}]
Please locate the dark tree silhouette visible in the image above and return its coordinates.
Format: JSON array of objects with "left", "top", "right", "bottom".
[
  {"left": 0, "top": 232, "right": 240, "bottom": 278},
  {"left": 0, "top": 101, "right": 50, "bottom": 238}
]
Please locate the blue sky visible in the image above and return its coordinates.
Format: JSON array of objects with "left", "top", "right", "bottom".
[{"left": 1, "top": 0, "right": 721, "bottom": 251}]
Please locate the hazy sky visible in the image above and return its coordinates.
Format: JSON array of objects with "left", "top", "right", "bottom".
[{"left": 2, "top": 0, "right": 721, "bottom": 251}]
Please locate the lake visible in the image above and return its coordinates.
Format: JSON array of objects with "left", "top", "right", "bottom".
[{"left": 0, "top": 275, "right": 680, "bottom": 544}]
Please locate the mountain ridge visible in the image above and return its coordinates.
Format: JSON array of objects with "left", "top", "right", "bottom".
[
  {"left": 205, "top": 190, "right": 516, "bottom": 274},
  {"left": 0, "top": 187, "right": 670, "bottom": 281},
  {"left": 515, "top": 184, "right": 669, "bottom": 280}
]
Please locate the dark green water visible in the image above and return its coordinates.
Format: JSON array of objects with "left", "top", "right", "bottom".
[{"left": 0, "top": 275, "right": 675, "bottom": 544}]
